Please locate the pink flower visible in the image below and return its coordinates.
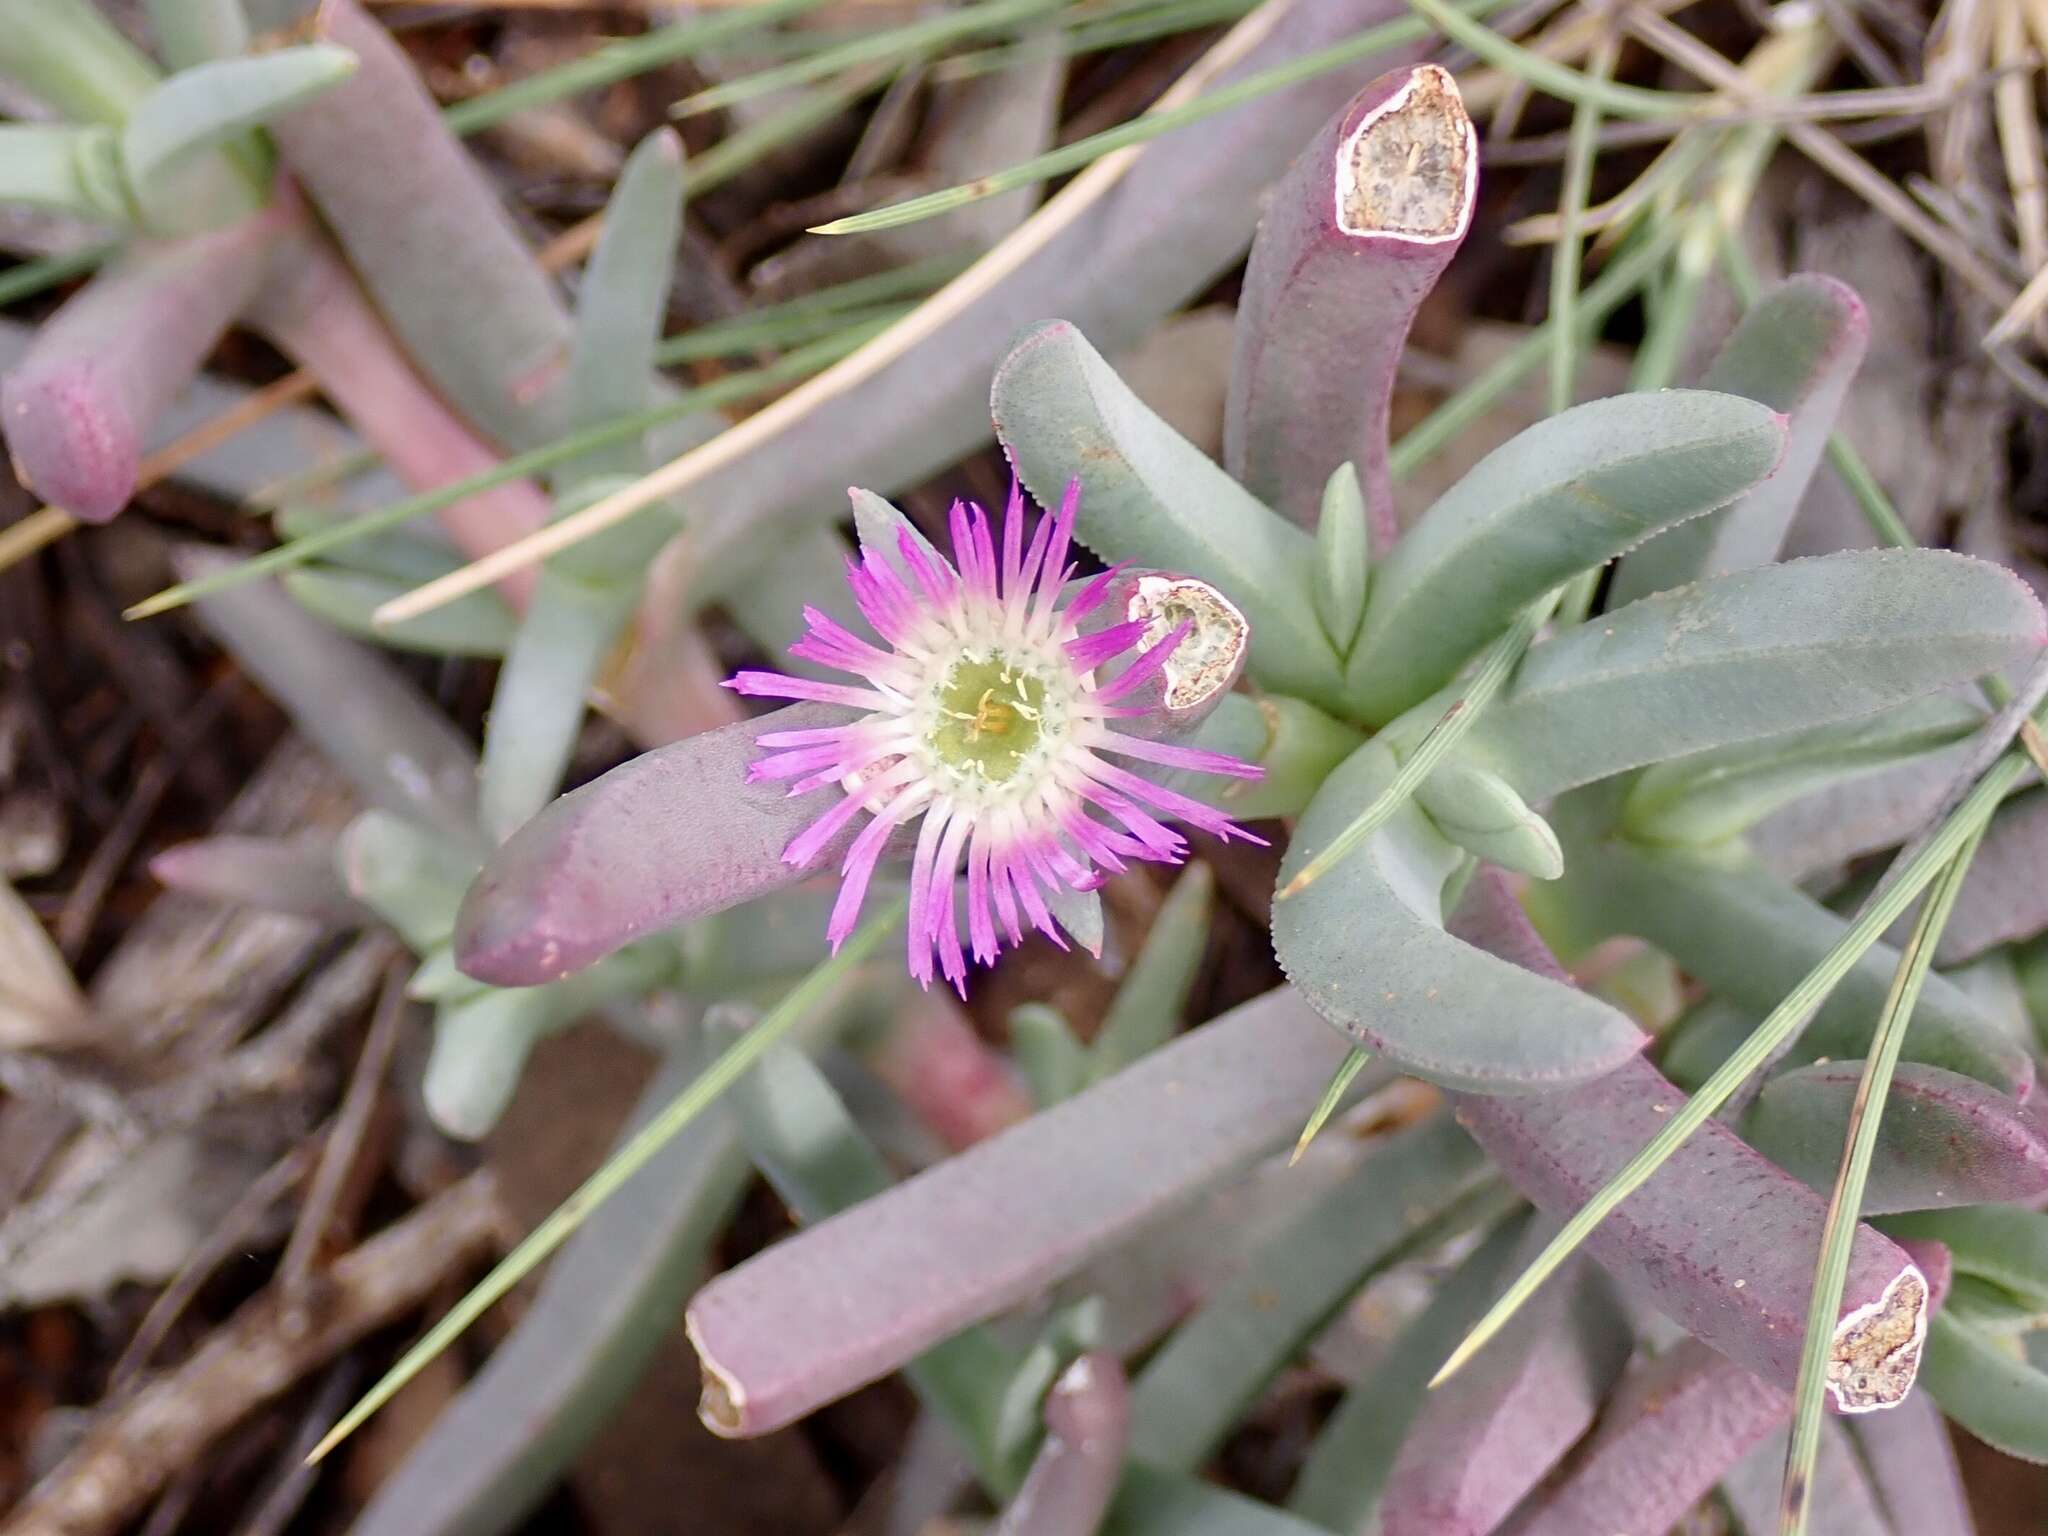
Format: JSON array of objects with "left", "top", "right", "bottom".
[{"left": 727, "top": 482, "right": 1263, "bottom": 992}]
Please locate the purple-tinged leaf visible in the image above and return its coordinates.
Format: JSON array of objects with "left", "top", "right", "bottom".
[
  {"left": 1613, "top": 274, "right": 1871, "bottom": 605},
  {"left": 1126, "top": 1114, "right": 1490, "bottom": 1470},
  {"left": 350, "top": 1041, "right": 751, "bottom": 1536},
  {"left": 263, "top": 0, "right": 574, "bottom": 449},
  {"left": 1929, "top": 787, "right": 2048, "bottom": 964},
  {"left": 1755, "top": 740, "right": 1970, "bottom": 883},
  {"left": 1225, "top": 64, "right": 1475, "bottom": 544},
  {"left": 1288, "top": 1215, "right": 1526, "bottom": 1529},
  {"left": 1721, "top": 1422, "right": 1894, "bottom": 1536},
  {"left": 1, "top": 209, "right": 281, "bottom": 522},
  {"left": 1448, "top": 869, "right": 1932, "bottom": 1410},
  {"left": 456, "top": 706, "right": 854, "bottom": 986},
  {"left": 175, "top": 549, "right": 482, "bottom": 835},
  {"left": 685, "top": 987, "right": 1378, "bottom": 1437},
  {"left": 1849, "top": 1385, "right": 1979, "bottom": 1536},
  {"left": 1379, "top": 1255, "right": 1630, "bottom": 1536},
  {"left": 1745, "top": 1062, "right": 2048, "bottom": 1214},
  {"left": 990, "top": 1354, "right": 1129, "bottom": 1536},
  {"left": 248, "top": 217, "right": 550, "bottom": 590},
  {"left": 1499, "top": 1341, "right": 1790, "bottom": 1536},
  {"left": 149, "top": 834, "right": 364, "bottom": 924},
  {"left": 1275, "top": 740, "right": 1645, "bottom": 1090}
]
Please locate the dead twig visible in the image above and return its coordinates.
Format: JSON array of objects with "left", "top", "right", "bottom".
[
  {"left": 1621, "top": 3, "right": 2021, "bottom": 309},
  {"left": 5, "top": 1171, "right": 504, "bottom": 1536},
  {"left": 277, "top": 960, "right": 410, "bottom": 1303},
  {"left": 109, "top": 1140, "right": 319, "bottom": 1390}
]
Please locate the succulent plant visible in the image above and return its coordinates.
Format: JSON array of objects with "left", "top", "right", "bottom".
[
  {"left": 13, "top": 3, "right": 2048, "bottom": 1533},
  {"left": 444, "top": 56, "right": 2048, "bottom": 1524}
]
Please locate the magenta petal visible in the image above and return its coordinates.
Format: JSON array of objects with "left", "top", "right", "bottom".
[
  {"left": 1096, "top": 622, "right": 1190, "bottom": 703},
  {"left": 1066, "top": 621, "right": 1149, "bottom": 670},
  {"left": 727, "top": 671, "right": 887, "bottom": 709},
  {"left": 1094, "top": 732, "right": 1266, "bottom": 779}
]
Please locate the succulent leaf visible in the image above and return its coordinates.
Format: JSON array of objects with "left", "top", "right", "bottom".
[
  {"left": 991, "top": 319, "right": 1345, "bottom": 707},
  {"left": 1346, "top": 389, "right": 1787, "bottom": 724},
  {"left": 1613, "top": 274, "right": 1869, "bottom": 604},
  {"left": 1274, "top": 740, "right": 1643, "bottom": 1089}
]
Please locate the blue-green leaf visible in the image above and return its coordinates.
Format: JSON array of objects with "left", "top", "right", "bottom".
[
  {"left": 1274, "top": 741, "right": 1644, "bottom": 1090},
  {"left": 1347, "top": 390, "right": 1785, "bottom": 724},
  {"left": 1612, "top": 274, "right": 1868, "bottom": 604},
  {"left": 121, "top": 47, "right": 357, "bottom": 187},
  {"left": 990, "top": 320, "right": 1344, "bottom": 707},
  {"left": 1465, "top": 551, "right": 2046, "bottom": 804},
  {"left": 1621, "top": 693, "right": 1983, "bottom": 847},
  {"left": 1918, "top": 1310, "right": 2048, "bottom": 1464}
]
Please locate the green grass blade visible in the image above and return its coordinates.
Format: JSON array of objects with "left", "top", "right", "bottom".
[
  {"left": 1432, "top": 744, "right": 2037, "bottom": 1389},
  {"left": 1278, "top": 588, "right": 1562, "bottom": 898},
  {"left": 1288, "top": 1046, "right": 1371, "bottom": 1165},
  {"left": 442, "top": 0, "right": 835, "bottom": 135},
  {"left": 809, "top": 0, "right": 1519, "bottom": 236},
  {"left": 1387, "top": 221, "right": 1680, "bottom": 482},
  {"left": 1775, "top": 824, "right": 1985, "bottom": 1535},
  {"left": 125, "top": 318, "right": 893, "bottom": 620},
  {"left": 1546, "top": 33, "right": 1617, "bottom": 626},
  {"left": 675, "top": 0, "right": 1069, "bottom": 119},
  {"left": 1403, "top": 0, "right": 1708, "bottom": 118},
  {"left": 304, "top": 897, "right": 907, "bottom": 1466}
]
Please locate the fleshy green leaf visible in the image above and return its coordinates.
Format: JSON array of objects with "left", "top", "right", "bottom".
[
  {"left": 1884, "top": 1206, "right": 2048, "bottom": 1311},
  {"left": 1414, "top": 762, "right": 1564, "bottom": 880},
  {"left": 1346, "top": 390, "right": 1786, "bottom": 724},
  {"left": 282, "top": 566, "right": 515, "bottom": 657},
  {"left": 1464, "top": 551, "right": 2046, "bottom": 805},
  {"left": 1287, "top": 1215, "right": 1525, "bottom": 1530},
  {"left": 1621, "top": 693, "right": 1983, "bottom": 847},
  {"left": 1313, "top": 464, "right": 1370, "bottom": 651},
  {"left": 1009, "top": 1004, "right": 1089, "bottom": 1109},
  {"left": 1274, "top": 740, "right": 1644, "bottom": 1090},
  {"left": 1917, "top": 1311, "right": 2048, "bottom": 1465},
  {"left": 1612, "top": 274, "right": 1868, "bottom": 604},
  {"left": 1088, "top": 863, "right": 1213, "bottom": 1080},
  {"left": 0, "top": 124, "right": 130, "bottom": 223},
  {"left": 990, "top": 320, "right": 1344, "bottom": 707},
  {"left": 554, "top": 128, "right": 685, "bottom": 507},
  {"left": 1538, "top": 790, "right": 2034, "bottom": 1096},
  {"left": 121, "top": 46, "right": 358, "bottom": 188}
]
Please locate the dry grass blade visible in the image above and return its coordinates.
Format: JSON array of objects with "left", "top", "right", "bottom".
[
  {"left": 1619, "top": 3, "right": 2019, "bottom": 308},
  {"left": 358, "top": 0, "right": 1359, "bottom": 625}
]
